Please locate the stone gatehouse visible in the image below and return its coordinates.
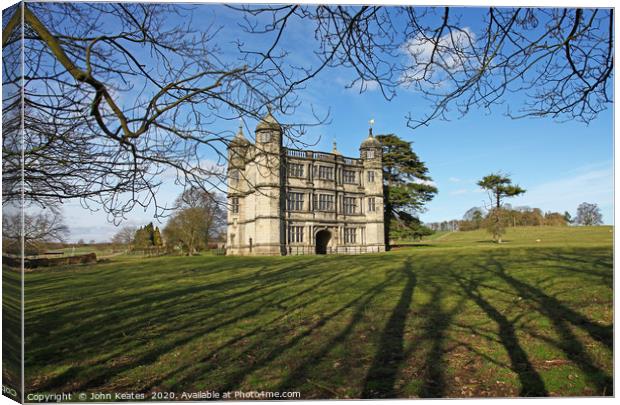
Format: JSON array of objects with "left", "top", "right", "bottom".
[{"left": 226, "top": 111, "right": 385, "bottom": 255}]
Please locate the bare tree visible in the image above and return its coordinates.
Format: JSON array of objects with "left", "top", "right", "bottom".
[
  {"left": 163, "top": 188, "right": 226, "bottom": 255},
  {"left": 3, "top": 4, "right": 612, "bottom": 224},
  {"left": 233, "top": 6, "right": 613, "bottom": 127},
  {"left": 110, "top": 225, "right": 138, "bottom": 249},
  {"left": 574, "top": 202, "right": 603, "bottom": 226},
  {"left": 2, "top": 3, "right": 325, "bottom": 220},
  {"left": 2, "top": 209, "right": 69, "bottom": 255}
]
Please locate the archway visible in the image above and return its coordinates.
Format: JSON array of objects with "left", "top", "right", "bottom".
[{"left": 315, "top": 230, "right": 331, "bottom": 255}]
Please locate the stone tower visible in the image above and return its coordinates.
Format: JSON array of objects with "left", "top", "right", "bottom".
[
  {"left": 227, "top": 111, "right": 286, "bottom": 255},
  {"left": 226, "top": 113, "right": 386, "bottom": 255},
  {"left": 359, "top": 127, "right": 386, "bottom": 250},
  {"left": 253, "top": 110, "right": 287, "bottom": 255},
  {"left": 226, "top": 122, "right": 250, "bottom": 254}
]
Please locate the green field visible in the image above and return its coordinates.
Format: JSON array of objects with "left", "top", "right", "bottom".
[{"left": 8, "top": 226, "right": 613, "bottom": 399}]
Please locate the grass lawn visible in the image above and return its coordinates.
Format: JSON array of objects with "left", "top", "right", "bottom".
[
  {"left": 56, "top": 245, "right": 122, "bottom": 257},
  {"left": 8, "top": 226, "right": 613, "bottom": 399}
]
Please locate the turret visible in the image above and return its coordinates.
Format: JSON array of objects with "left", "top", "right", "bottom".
[
  {"left": 228, "top": 120, "right": 250, "bottom": 170},
  {"left": 360, "top": 120, "right": 385, "bottom": 252},
  {"left": 359, "top": 124, "right": 382, "bottom": 162},
  {"left": 252, "top": 108, "right": 286, "bottom": 255},
  {"left": 255, "top": 108, "right": 282, "bottom": 154}
]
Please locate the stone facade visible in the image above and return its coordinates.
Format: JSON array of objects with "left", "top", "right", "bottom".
[{"left": 226, "top": 112, "right": 385, "bottom": 255}]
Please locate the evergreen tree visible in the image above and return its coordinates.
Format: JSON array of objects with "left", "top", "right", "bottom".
[
  {"left": 145, "top": 223, "right": 155, "bottom": 245},
  {"left": 133, "top": 226, "right": 149, "bottom": 249},
  {"left": 477, "top": 173, "right": 526, "bottom": 243},
  {"left": 133, "top": 223, "right": 161, "bottom": 249},
  {"left": 153, "top": 226, "right": 163, "bottom": 247},
  {"left": 376, "top": 134, "right": 437, "bottom": 245}
]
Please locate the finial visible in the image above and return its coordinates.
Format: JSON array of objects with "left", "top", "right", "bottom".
[
  {"left": 267, "top": 103, "right": 273, "bottom": 114},
  {"left": 236, "top": 118, "right": 245, "bottom": 137},
  {"left": 332, "top": 139, "right": 341, "bottom": 155},
  {"left": 369, "top": 118, "right": 375, "bottom": 136}
]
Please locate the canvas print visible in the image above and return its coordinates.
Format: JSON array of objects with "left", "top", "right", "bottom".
[{"left": 1, "top": 1, "right": 613, "bottom": 402}]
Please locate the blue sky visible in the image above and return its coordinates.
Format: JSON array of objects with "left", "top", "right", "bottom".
[{"left": 55, "top": 4, "right": 613, "bottom": 242}]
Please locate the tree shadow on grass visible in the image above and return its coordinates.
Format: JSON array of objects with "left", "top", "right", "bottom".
[
  {"left": 215, "top": 266, "right": 404, "bottom": 394},
  {"left": 274, "top": 258, "right": 415, "bottom": 397},
  {"left": 146, "top": 263, "right": 374, "bottom": 391},
  {"left": 27, "top": 258, "right": 363, "bottom": 392},
  {"left": 486, "top": 257, "right": 613, "bottom": 395},
  {"left": 25, "top": 247, "right": 613, "bottom": 397},
  {"left": 361, "top": 258, "right": 416, "bottom": 398},
  {"left": 417, "top": 286, "right": 464, "bottom": 398},
  {"left": 451, "top": 270, "right": 548, "bottom": 397},
  {"left": 534, "top": 249, "right": 612, "bottom": 292}
]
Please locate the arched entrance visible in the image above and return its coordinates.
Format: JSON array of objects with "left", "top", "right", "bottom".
[{"left": 315, "top": 229, "right": 331, "bottom": 255}]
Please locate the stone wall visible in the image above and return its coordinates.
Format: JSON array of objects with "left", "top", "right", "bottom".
[{"left": 2, "top": 253, "right": 97, "bottom": 269}]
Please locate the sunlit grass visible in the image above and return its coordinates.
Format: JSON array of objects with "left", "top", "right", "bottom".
[{"left": 9, "top": 226, "right": 613, "bottom": 398}]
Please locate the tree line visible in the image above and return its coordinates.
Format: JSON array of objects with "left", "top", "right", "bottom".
[
  {"left": 427, "top": 201, "right": 604, "bottom": 235},
  {"left": 111, "top": 188, "right": 226, "bottom": 255}
]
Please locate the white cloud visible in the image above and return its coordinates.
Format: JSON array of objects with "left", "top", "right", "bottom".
[
  {"left": 449, "top": 177, "right": 461, "bottom": 183},
  {"left": 400, "top": 27, "right": 476, "bottom": 87},
  {"left": 450, "top": 188, "right": 469, "bottom": 195}
]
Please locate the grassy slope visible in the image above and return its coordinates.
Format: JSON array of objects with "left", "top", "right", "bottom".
[
  {"left": 2, "top": 263, "right": 22, "bottom": 399},
  {"left": 16, "top": 226, "right": 612, "bottom": 398}
]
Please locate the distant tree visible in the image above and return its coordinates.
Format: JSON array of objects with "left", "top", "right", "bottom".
[
  {"left": 481, "top": 208, "right": 512, "bottom": 242},
  {"left": 111, "top": 225, "right": 137, "bottom": 249},
  {"left": 132, "top": 222, "right": 163, "bottom": 249},
  {"left": 389, "top": 212, "right": 434, "bottom": 241},
  {"left": 564, "top": 211, "right": 573, "bottom": 224},
  {"left": 520, "top": 208, "right": 544, "bottom": 226},
  {"left": 2, "top": 210, "right": 69, "bottom": 255},
  {"left": 460, "top": 207, "right": 485, "bottom": 231},
  {"left": 574, "top": 202, "right": 603, "bottom": 226},
  {"left": 164, "top": 188, "right": 226, "bottom": 255},
  {"left": 146, "top": 224, "right": 156, "bottom": 246},
  {"left": 77, "top": 238, "right": 85, "bottom": 245},
  {"left": 153, "top": 227, "right": 164, "bottom": 247},
  {"left": 133, "top": 226, "right": 151, "bottom": 249},
  {"left": 377, "top": 134, "right": 437, "bottom": 247},
  {"left": 506, "top": 209, "right": 519, "bottom": 227},
  {"left": 544, "top": 212, "right": 568, "bottom": 226},
  {"left": 478, "top": 173, "right": 526, "bottom": 210},
  {"left": 478, "top": 173, "right": 526, "bottom": 243},
  {"left": 458, "top": 220, "right": 475, "bottom": 232},
  {"left": 463, "top": 207, "right": 485, "bottom": 221}
]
